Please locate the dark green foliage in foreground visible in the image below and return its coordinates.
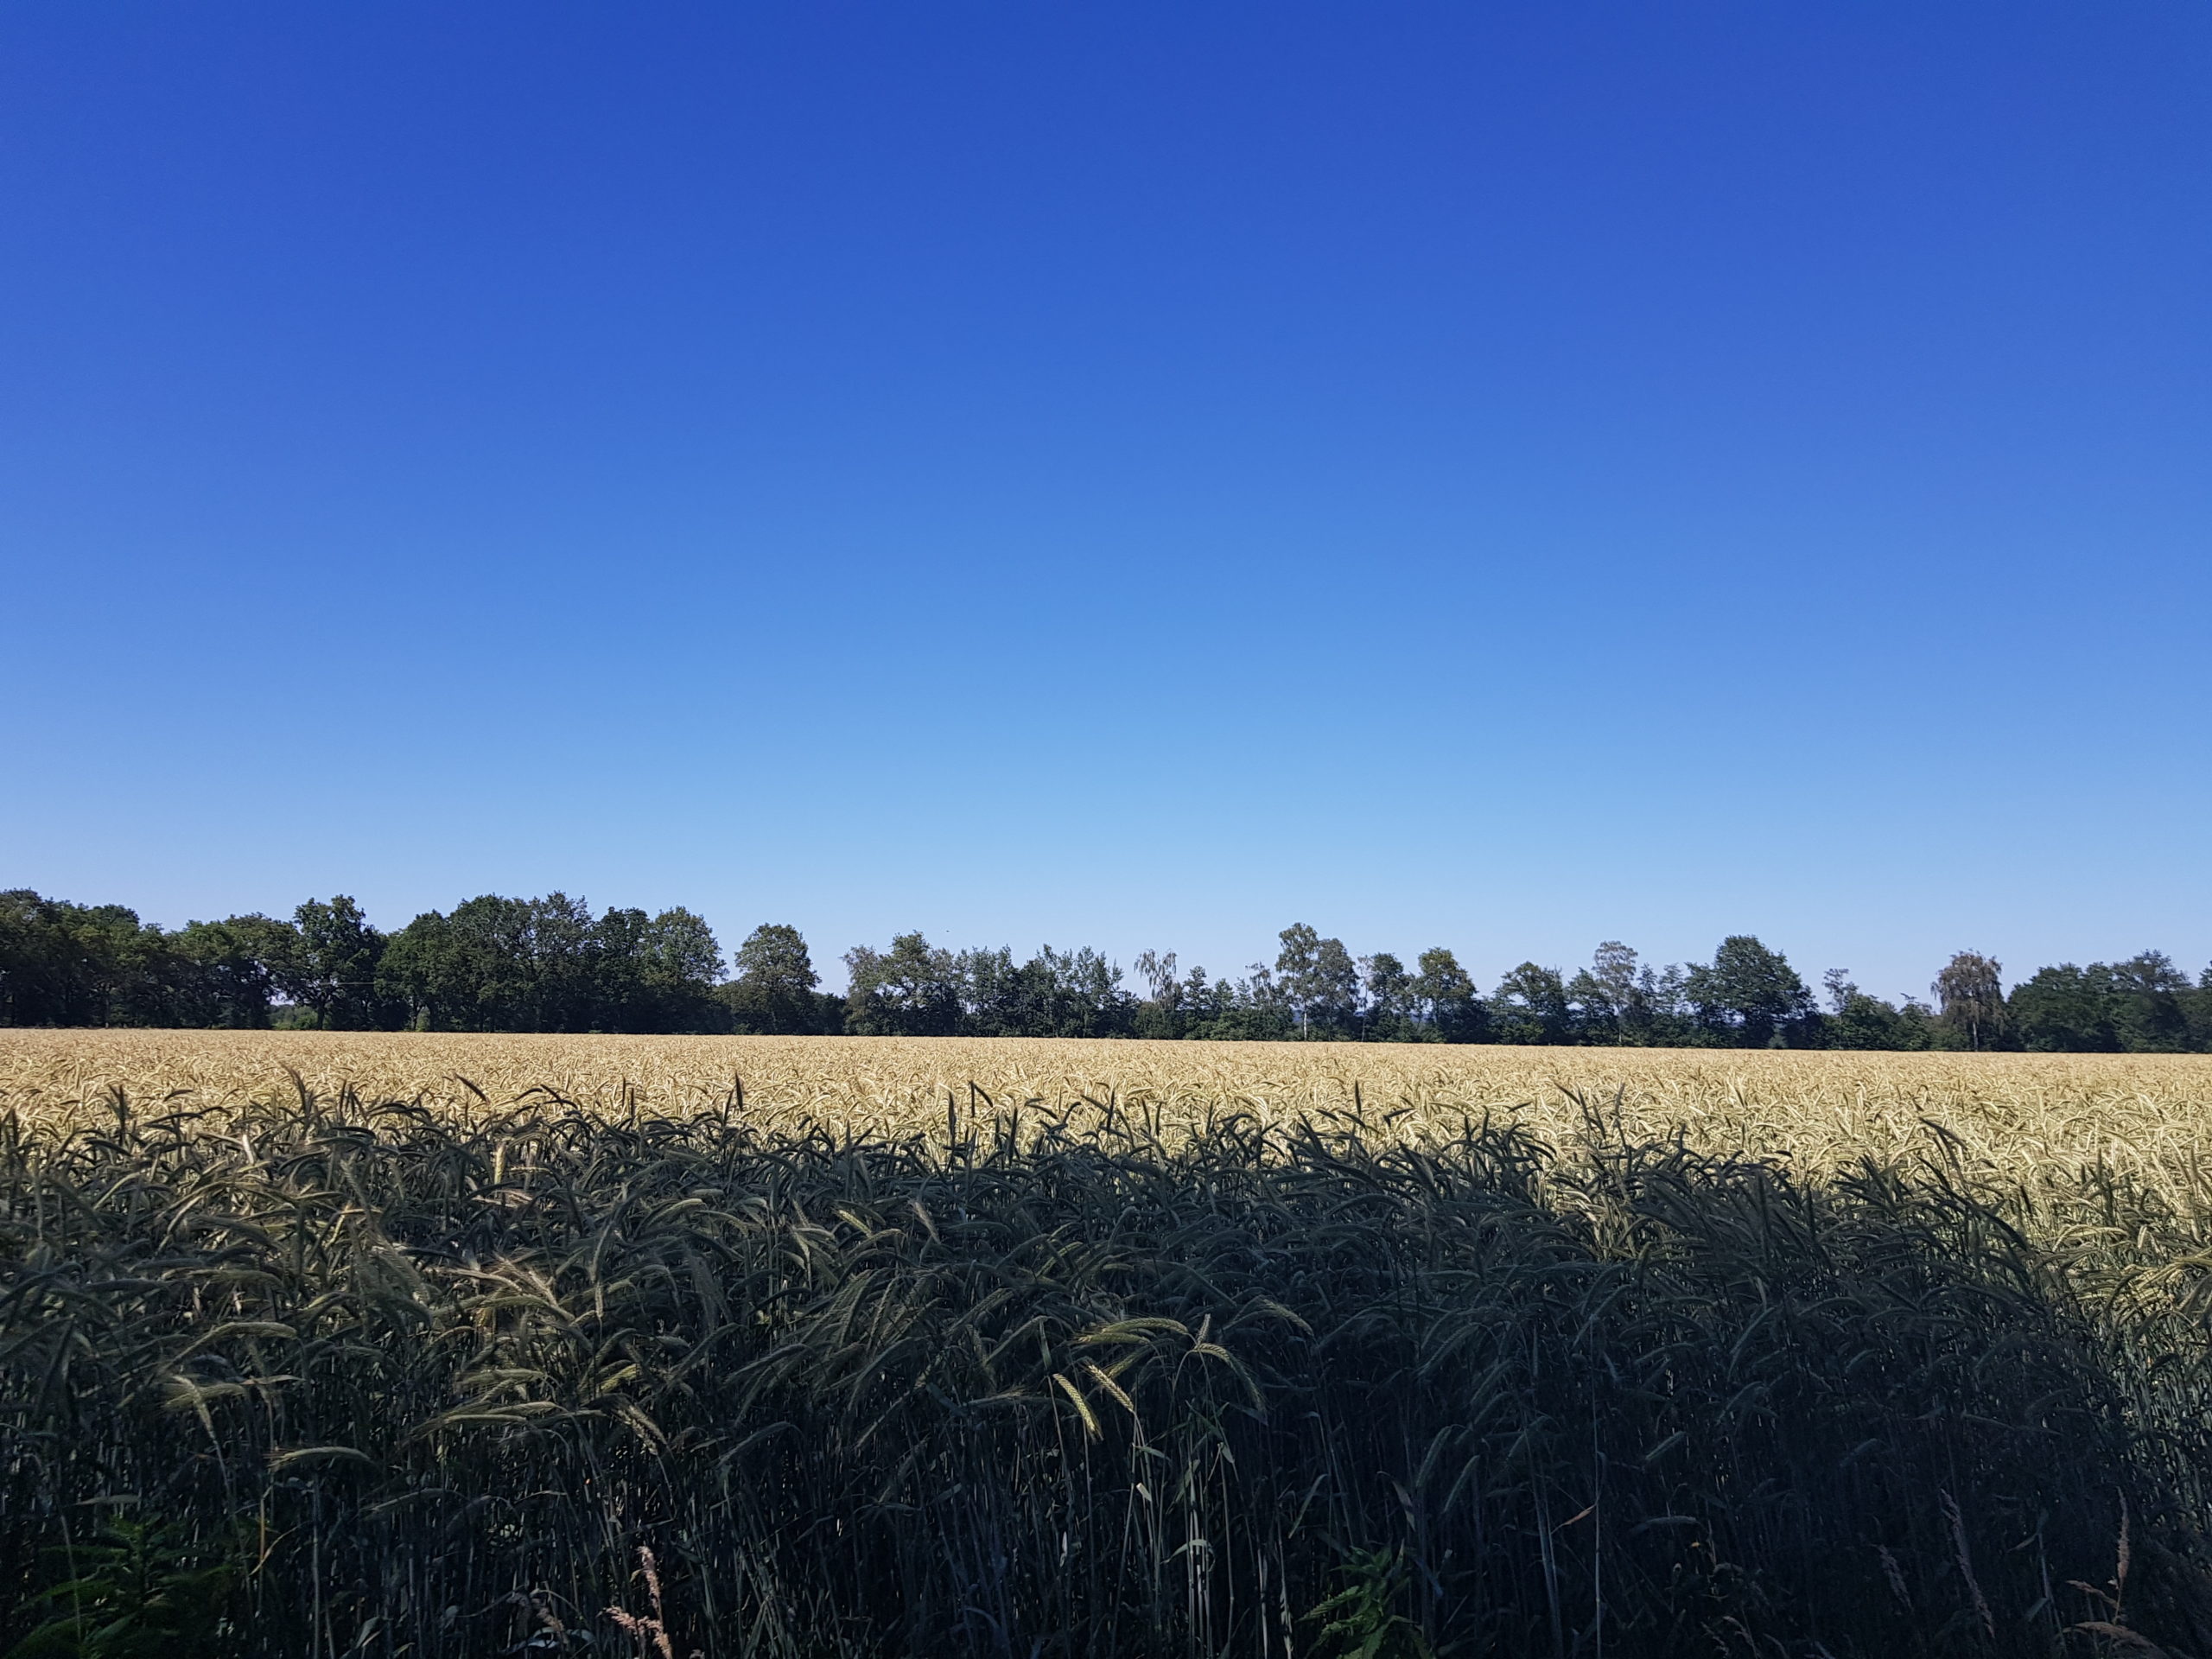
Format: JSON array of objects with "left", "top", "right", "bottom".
[
  {"left": 3, "top": 1090, "right": 2210, "bottom": 1656},
  {"left": 6, "top": 1516, "right": 239, "bottom": 1659}
]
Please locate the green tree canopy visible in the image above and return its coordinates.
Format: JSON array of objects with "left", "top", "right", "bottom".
[
  {"left": 724, "top": 923, "right": 832, "bottom": 1034},
  {"left": 844, "top": 932, "right": 961, "bottom": 1037},
  {"left": 1684, "top": 936, "right": 1816, "bottom": 1048},
  {"left": 1412, "top": 948, "right": 1484, "bottom": 1042},
  {"left": 378, "top": 894, "right": 724, "bottom": 1033},
  {"left": 1491, "top": 963, "right": 1571, "bottom": 1045},
  {"left": 2009, "top": 963, "right": 2115, "bottom": 1052},
  {"left": 1932, "top": 951, "right": 2005, "bottom": 1051},
  {"left": 1274, "top": 924, "right": 1358, "bottom": 1038},
  {"left": 278, "top": 896, "right": 392, "bottom": 1030}
]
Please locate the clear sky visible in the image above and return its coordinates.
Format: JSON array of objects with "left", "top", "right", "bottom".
[{"left": 3, "top": 3, "right": 2207, "bottom": 1003}]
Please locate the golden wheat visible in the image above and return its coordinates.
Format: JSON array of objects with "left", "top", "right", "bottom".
[{"left": 6, "top": 1027, "right": 2209, "bottom": 1191}]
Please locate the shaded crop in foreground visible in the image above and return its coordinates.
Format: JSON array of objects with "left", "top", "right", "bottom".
[{"left": 3, "top": 1088, "right": 2209, "bottom": 1656}]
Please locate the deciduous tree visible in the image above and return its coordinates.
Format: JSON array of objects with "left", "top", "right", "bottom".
[
  {"left": 1684, "top": 936, "right": 1817, "bottom": 1048},
  {"left": 1932, "top": 951, "right": 2005, "bottom": 1051}
]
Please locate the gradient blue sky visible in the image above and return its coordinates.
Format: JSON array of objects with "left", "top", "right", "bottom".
[{"left": 3, "top": 3, "right": 2208, "bottom": 1002}]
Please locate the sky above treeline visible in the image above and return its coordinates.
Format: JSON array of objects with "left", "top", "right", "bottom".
[{"left": 3, "top": 4, "right": 2208, "bottom": 1004}]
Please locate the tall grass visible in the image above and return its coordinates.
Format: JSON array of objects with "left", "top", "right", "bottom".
[{"left": 1, "top": 1077, "right": 2209, "bottom": 1655}]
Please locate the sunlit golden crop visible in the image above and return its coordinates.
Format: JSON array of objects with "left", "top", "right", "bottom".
[{"left": 7, "top": 1027, "right": 2209, "bottom": 1199}]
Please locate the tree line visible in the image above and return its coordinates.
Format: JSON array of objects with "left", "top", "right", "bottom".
[{"left": 3, "top": 886, "right": 2209, "bottom": 1052}]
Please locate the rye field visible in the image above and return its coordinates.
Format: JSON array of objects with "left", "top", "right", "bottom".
[{"left": 5, "top": 1033, "right": 2212, "bottom": 1657}]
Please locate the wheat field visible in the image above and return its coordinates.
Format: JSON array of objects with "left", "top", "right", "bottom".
[
  {"left": 7, "top": 1031, "right": 2212, "bottom": 1656},
  {"left": 7, "top": 1027, "right": 2211, "bottom": 1191}
]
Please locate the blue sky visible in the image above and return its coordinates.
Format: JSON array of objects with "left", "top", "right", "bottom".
[{"left": 3, "top": 3, "right": 2207, "bottom": 1002}]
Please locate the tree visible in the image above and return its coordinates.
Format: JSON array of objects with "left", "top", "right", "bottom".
[
  {"left": 1819, "top": 969, "right": 1946, "bottom": 1051},
  {"left": 1273, "top": 925, "right": 1319, "bottom": 1034},
  {"left": 1412, "top": 948, "right": 1484, "bottom": 1042},
  {"left": 1360, "top": 952, "right": 1417, "bottom": 1040},
  {"left": 1683, "top": 936, "right": 1817, "bottom": 1048},
  {"left": 2009, "top": 964, "right": 2116, "bottom": 1052},
  {"left": 1491, "top": 963, "right": 1572, "bottom": 1045},
  {"left": 0, "top": 891, "right": 315, "bottom": 1030},
  {"left": 1827, "top": 987, "right": 1905, "bottom": 1049},
  {"left": 173, "top": 915, "right": 292, "bottom": 1028},
  {"left": 596, "top": 906, "right": 724, "bottom": 1032},
  {"left": 1308, "top": 938, "right": 1358, "bottom": 1036},
  {"left": 382, "top": 895, "right": 726, "bottom": 1033},
  {"left": 1134, "top": 950, "right": 1185, "bottom": 1039},
  {"left": 2107, "top": 951, "right": 2192, "bottom": 1052},
  {"left": 1932, "top": 952, "right": 2005, "bottom": 1051},
  {"left": 0, "top": 889, "right": 66, "bottom": 1025},
  {"left": 0, "top": 891, "right": 185, "bottom": 1027},
  {"left": 272, "top": 897, "right": 395, "bottom": 1029},
  {"left": 643, "top": 906, "right": 725, "bottom": 1022},
  {"left": 843, "top": 933, "right": 960, "bottom": 1036},
  {"left": 1630, "top": 962, "right": 1694, "bottom": 1045},
  {"left": 1135, "top": 950, "right": 1179, "bottom": 1006},
  {"left": 726, "top": 924, "right": 829, "bottom": 1034},
  {"left": 1274, "top": 924, "right": 1358, "bottom": 1038},
  {"left": 523, "top": 893, "right": 601, "bottom": 1032},
  {"left": 379, "top": 897, "right": 530, "bottom": 1030},
  {"left": 1135, "top": 950, "right": 1289, "bottom": 1040},
  {"left": 1567, "top": 942, "right": 1642, "bottom": 1044},
  {"left": 947, "top": 944, "right": 1136, "bottom": 1038},
  {"left": 1031, "top": 945, "right": 1137, "bottom": 1037}
]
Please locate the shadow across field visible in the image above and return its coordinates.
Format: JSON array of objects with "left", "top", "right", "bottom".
[{"left": 2, "top": 1085, "right": 2208, "bottom": 1656}]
